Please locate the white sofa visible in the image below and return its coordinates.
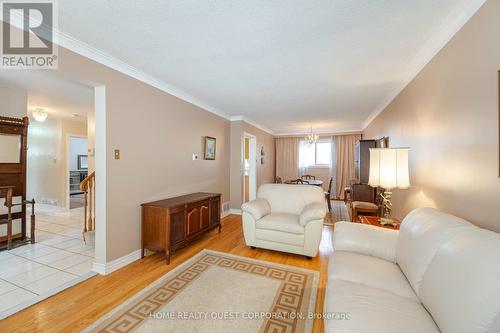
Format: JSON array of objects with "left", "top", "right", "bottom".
[
  {"left": 241, "top": 184, "right": 326, "bottom": 258},
  {"left": 325, "top": 207, "right": 500, "bottom": 333}
]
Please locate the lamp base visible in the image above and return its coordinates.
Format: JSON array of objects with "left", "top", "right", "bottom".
[{"left": 379, "top": 217, "right": 399, "bottom": 226}]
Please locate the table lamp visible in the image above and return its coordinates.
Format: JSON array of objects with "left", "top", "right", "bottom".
[{"left": 368, "top": 148, "right": 410, "bottom": 225}]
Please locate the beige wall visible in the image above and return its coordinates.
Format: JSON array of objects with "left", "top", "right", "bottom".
[
  {"left": 229, "top": 120, "right": 276, "bottom": 209},
  {"left": 0, "top": 86, "right": 27, "bottom": 118},
  {"left": 363, "top": 0, "right": 500, "bottom": 232},
  {"left": 55, "top": 47, "right": 231, "bottom": 261}
]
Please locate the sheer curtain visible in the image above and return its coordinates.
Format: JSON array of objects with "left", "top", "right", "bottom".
[
  {"left": 275, "top": 137, "right": 300, "bottom": 182},
  {"left": 298, "top": 139, "right": 313, "bottom": 177},
  {"left": 334, "top": 134, "right": 362, "bottom": 199},
  {"left": 328, "top": 136, "right": 336, "bottom": 197}
]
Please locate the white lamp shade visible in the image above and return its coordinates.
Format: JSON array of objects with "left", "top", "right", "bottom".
[{"left": 368, "top": 148, "right": 410, "bottom": 190}]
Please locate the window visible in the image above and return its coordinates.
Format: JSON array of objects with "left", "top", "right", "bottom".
[{"left": 299, "top": 140, "right": 331, "bottom": 167}]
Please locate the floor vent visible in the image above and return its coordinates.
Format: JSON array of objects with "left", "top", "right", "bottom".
[{"left": 222, "top": 202, "right": 230, "bottom": 214}]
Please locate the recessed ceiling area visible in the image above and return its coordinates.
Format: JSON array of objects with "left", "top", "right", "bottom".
[
  {"left": 0, "top": 70, "right": 94, "bottom": 122},
  {"left": 57, "top": 0, "right": 485, "bottom": 133}
]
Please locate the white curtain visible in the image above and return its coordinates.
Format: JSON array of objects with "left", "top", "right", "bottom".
[
  {"left": 334, "top": 134, "right": 362, "bottom": 199},
  {"left": 298, "top": 139, "right": 311, "bottom": 177}
]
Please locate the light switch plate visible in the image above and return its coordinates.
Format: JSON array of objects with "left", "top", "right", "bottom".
[
  {"left": 114, "top": 149, "right": 120, "bottom": 160},
  {"left": 192, "top": 154, "right": 199, "bottom": 160}
]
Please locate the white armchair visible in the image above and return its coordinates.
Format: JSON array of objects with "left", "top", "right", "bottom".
[{"left": 241, "top": 184, "right": 326, "bottom": 258}]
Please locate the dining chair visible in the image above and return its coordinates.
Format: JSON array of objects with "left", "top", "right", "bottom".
[
  {"left": 0, "top": 186, "right": 14, "bottom": 249},
  {"left": 301, "top": 174, "right": 316, "bottom": 180},
  {"left": 325, "top": 178, "right": 333, "bottom": 213},
  {"left": 286, "top": 179, "right": 308, "bottom": 184}
]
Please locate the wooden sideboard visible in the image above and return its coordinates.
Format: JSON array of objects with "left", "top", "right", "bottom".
[{"left": 141, "top": 192, "right": 221, "bottom": 264}]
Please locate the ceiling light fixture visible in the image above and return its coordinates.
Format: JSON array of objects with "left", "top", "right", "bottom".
[
  {"left": 32, "top": 108, "right": 48, "bottom": 122},
  {"left": 305, "top": 125, "right": 319, "bottom": 145}
]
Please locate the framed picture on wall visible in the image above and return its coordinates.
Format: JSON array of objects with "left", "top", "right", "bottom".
[{"left": 204, "top": 136, "right": 216, "bottom": 160}]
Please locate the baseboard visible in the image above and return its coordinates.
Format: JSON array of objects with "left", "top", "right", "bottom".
[
  {"left": 92, "top": 249, "right": 142, "bottom": 275},
  {"left": 230, "top": 208, "right": 242, "bottom": 215}
]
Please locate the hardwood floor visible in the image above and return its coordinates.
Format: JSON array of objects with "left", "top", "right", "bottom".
[{"left": 0, "top": 215, "right": 334, "bottom": 333}]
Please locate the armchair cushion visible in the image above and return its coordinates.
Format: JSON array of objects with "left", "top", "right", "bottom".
[
  {"left": 333, "top": 222, "right": 399, "bottom": 263},
  {"left": 299, "top": 202, "right": 327, "bottom": 226},
  {"left": 256, "top": 213, "right": 304, "bottom": 234},
  {"left": 241, "top": 198, "right": 271, "bottom": 221}
]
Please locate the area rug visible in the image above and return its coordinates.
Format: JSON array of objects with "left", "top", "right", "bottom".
[
  {"left": 324, "top": 200, "right": 350, "bottom": 226},
  {"left": 83, "top": 250, "right": 319, "bottom": 333}
]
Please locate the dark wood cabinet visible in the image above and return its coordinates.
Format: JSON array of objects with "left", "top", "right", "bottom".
[
  {"left": 141, "top": 192, "right": 221, "bottom": 264},
  {"left": 354, "top": 139, "right": 376, "bottom": 184},
  {"left": 351, "top": 139, "right": 378, "bottom": 205}
]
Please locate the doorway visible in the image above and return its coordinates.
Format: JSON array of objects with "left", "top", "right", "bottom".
[
  {"left": 67, "top": 135, "right": 88, "bottom": 209},
  {"left": 243, "top": 133, "right": 257, "bottom": 203}
]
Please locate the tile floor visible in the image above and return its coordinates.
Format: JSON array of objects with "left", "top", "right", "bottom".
[{"left": 0, "top": 204, "right": 95, "bottom": 318}]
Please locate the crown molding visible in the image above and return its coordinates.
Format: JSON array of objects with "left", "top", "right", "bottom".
[
  {"left": 56, "top": 31, "right": 233, "bottom": 121},
  {"left": 230, "top": 115, "right": 275, "bottom": 135},
  {"left": 274, "top": 128, "right": 363, "bottom": 137},
  {"left": 361, "top": 0, "right": 486, "bottom": 130}
]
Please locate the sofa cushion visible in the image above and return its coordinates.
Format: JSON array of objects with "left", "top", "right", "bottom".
[
  {"left": 256, "top": 213, "right": 304, "bottom": 234},
  {"left": 333, "top": 222, "right": 399, "bottom": 263},
  {"left": 396, "top": 207, "right": 477, "bottom": 293},
  {"left": 257, "top": 184, "right": 325, "bottom": 215},
  {"left": 255, "top": 229, "right": 304, "bottom": 246},
  {"left": 324, "top": 279, "right": 439, "bottom": 333},
  {"left": 328, "top": 251, "right": 418, "bottom": 302},
  {"left": 419, "top": 229, "right": 500, "bottom": 333}
]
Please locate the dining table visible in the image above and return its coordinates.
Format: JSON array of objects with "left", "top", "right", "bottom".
[{"left": 285, "top": 179, "right": 323, "bottom": 187}]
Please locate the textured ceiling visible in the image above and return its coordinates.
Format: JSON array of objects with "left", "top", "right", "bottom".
[{"left": 57, "top": 0, "right": 485, "bottom": 134}]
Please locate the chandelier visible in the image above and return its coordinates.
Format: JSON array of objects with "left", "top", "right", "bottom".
[
  {"left": 305, "top": 126, "right": 318, "bottom": 145},
  {"left": 32, "top": 108, "right": 48, "bottom": 122}
]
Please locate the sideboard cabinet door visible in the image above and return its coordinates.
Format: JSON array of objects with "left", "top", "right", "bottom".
[
  {"left": 186, "top": 207, "right": 201, "bottom": 236},
  {"left": 210, "top": 197, "right": 220, "bottom": 227},
  {"left": 200, "top": 204, "right": 210, "bottom": 230},
  {"left": 169, "top": 208, "right": 185, "bottom": 245}
]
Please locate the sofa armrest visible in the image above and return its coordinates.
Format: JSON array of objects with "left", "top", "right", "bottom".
[
  {"left": 299, "top": 202, "right": 327, "bottom": 226},
  {"left": 241, "top": 198, "right": 271, "bottom": 220},
  {"left": 333, "top": 222, "right": 399, "bottom": 262}
]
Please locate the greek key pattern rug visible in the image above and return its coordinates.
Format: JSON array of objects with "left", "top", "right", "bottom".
[{"left": 83, "top": 250, "right": 318, "bottom": 333}]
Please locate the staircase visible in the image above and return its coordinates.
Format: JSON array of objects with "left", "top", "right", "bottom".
[{"left": 80, "top": 171, "right": 95, "bottom": 242}]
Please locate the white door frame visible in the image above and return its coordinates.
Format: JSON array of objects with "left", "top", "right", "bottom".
[
  {"left": 93, "top": 85, "right": 107, "bottom": 272},
  {"left": 65, "top": 134, "right": 87, "bottom": 210},
  {"left": 243, "top": 132, "right": 257, "bottom": 202}
]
